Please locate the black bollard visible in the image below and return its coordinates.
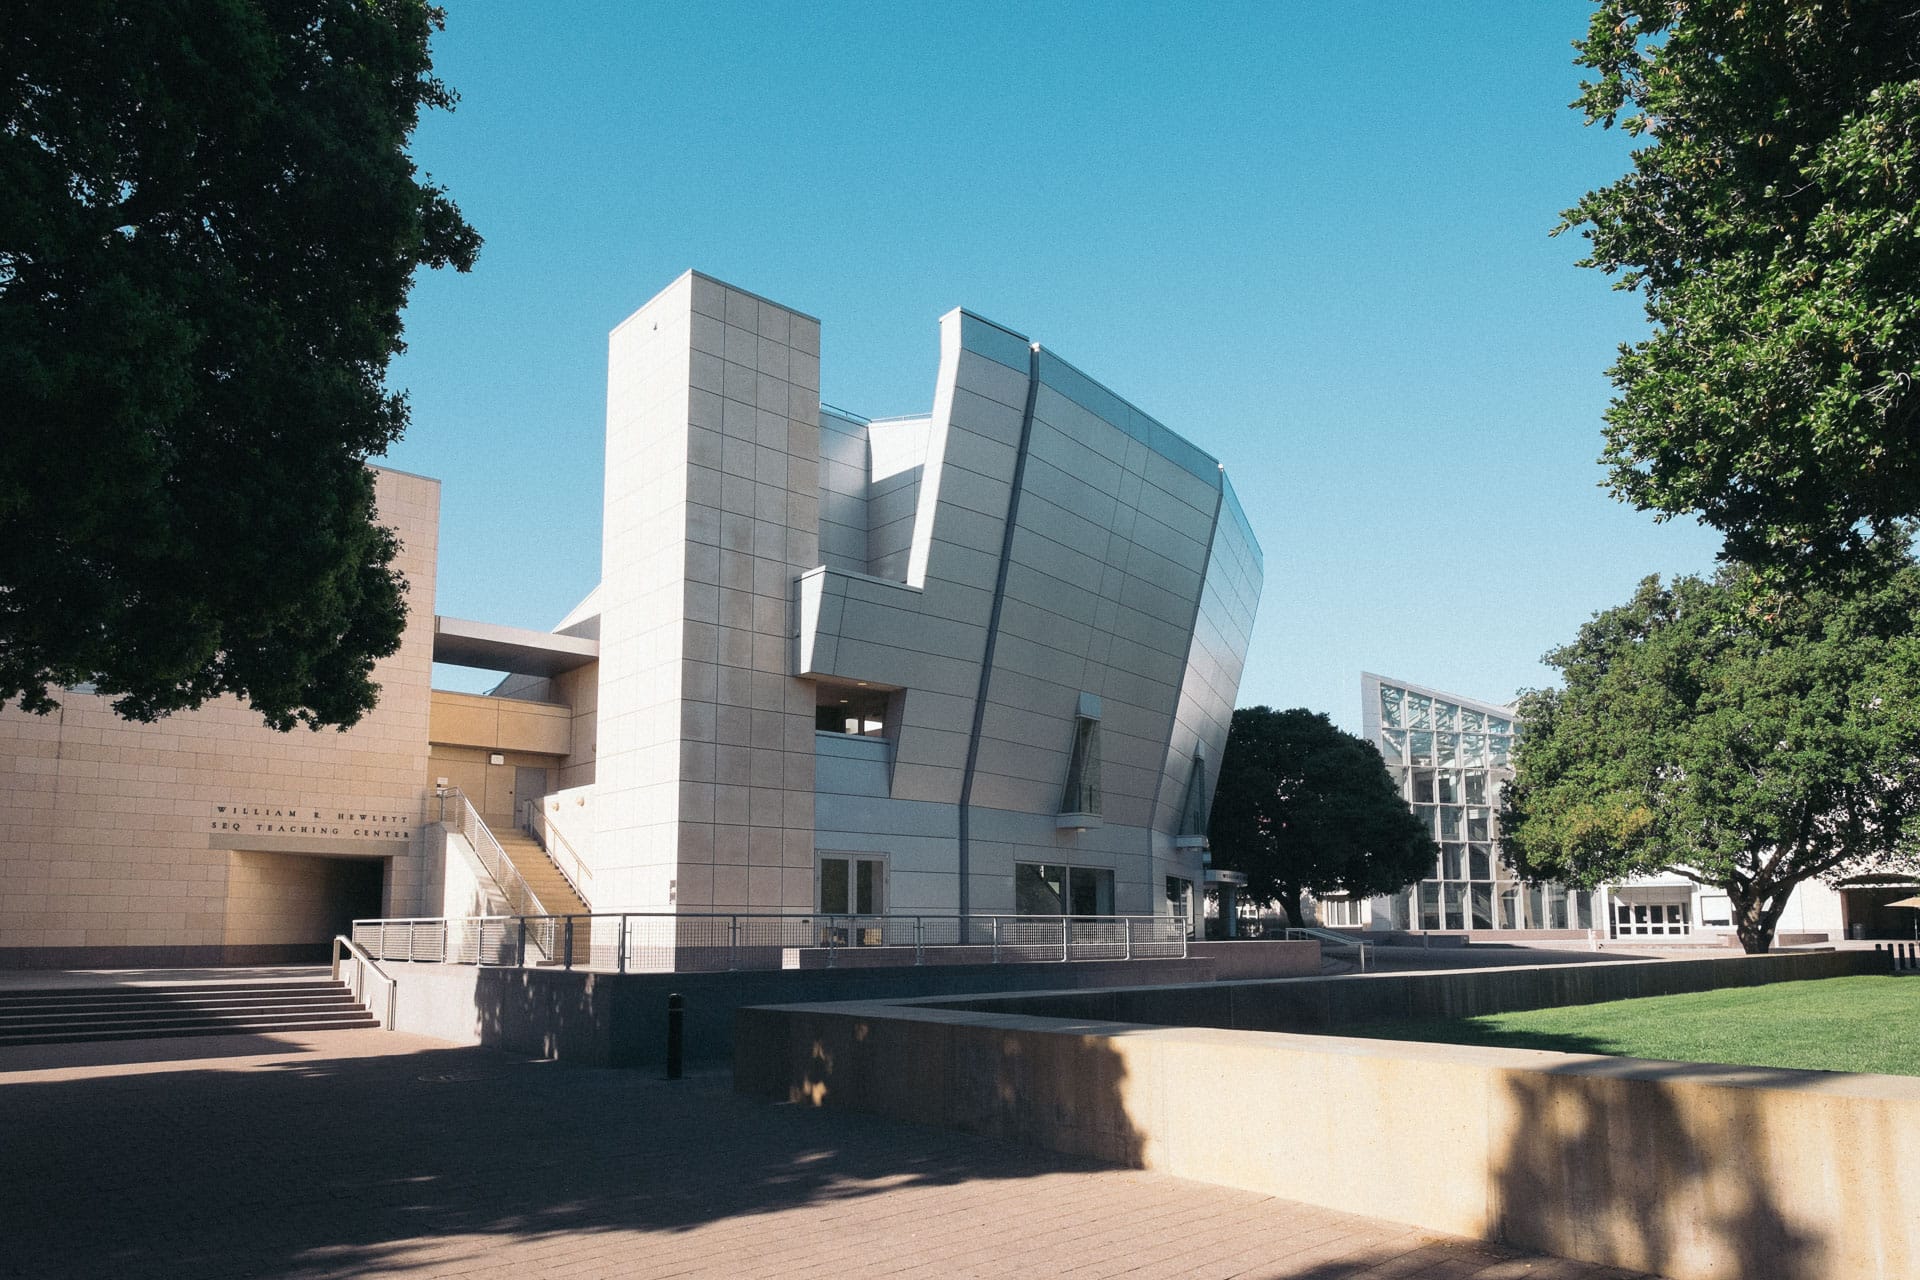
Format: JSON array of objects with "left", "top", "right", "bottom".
[{"left": 666, "top": 992, "right": 685, "bottom": 1079}]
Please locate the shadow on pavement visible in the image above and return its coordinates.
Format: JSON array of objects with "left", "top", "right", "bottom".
[{"left": 0, "top": 1042, "right": 1118, "bottom": 1278}]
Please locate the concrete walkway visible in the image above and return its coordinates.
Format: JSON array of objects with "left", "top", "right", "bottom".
[{"left": 0, "top": 1028, "right": 1660, "bottom": 1280}]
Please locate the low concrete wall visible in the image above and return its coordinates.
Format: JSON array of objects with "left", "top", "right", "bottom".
[
  {"left": 376, "top": 955, "right": 1221, "bottom": 1067},
  {"left": 1182, "top": 940, "right": 1320, "bottom": 979},
  {"left": 737, "top": 969, "right": 1920, "bottom": 1280},
  {"left": 934, "top": 949, "right": 1884, "bottom": 1032}
]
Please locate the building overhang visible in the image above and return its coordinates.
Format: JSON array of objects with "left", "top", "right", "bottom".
[{"left": 432, "top": 616, "right": 599, "bottom": 677}]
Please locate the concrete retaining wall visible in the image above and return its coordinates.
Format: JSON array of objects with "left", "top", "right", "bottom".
[
  {"left": 932, "top": 948, "right": 1884, "bottom": 1031},
  {"left": 736, "top": 958, "right": 1918, "bottom": 1280},
  {"left": 1182, "top": 940, "right": 1321, "bottom": 979},
  {"left": 375, "top": 955, "right": 1228, "bottom": 1068}
]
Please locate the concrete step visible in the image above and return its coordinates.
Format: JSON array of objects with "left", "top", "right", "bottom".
[
  {"left": 0, "top": 1014, "right": 380, "bottom": 1047},
  {"left": 0, "top": 984, "right": 349, "bottom": 1005},
  {"left": 0, "top": 998, "right": 365, "bottom": 1026},
  {"left": 0, "top": 978, "right": 378, "bottom": 1046},
  {"left": 488, "top": 829, "right": 590, "bottom": 915}
]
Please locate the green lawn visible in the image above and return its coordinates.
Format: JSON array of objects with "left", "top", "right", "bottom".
[{"left": 1337, "top": 975, "right": 1920, "bottom": 1076}]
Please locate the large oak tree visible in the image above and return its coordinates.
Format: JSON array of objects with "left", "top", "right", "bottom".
[
  {"left": 1, "top": 0, "right": 479, "bottom": 729},
  {"left": 1208, "top": 706, "right": 1437, "bottom": 930},
  {"left": 1562, "top": 1, "right": 1920, "bottom": 585},
  {"left": 1502, "top": 553, "right": 1920, "bottom": 953}
]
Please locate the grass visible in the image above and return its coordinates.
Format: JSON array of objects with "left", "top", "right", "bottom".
[{"left": 1336, "top": 975, "right": 1920, "bottom": 1076}]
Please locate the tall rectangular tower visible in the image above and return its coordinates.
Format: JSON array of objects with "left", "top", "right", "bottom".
[{"left": 596, "top": 272, "right": 822, "bottom": 913}]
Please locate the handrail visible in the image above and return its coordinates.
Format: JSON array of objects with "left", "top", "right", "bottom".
[
  {"left": 352, "top": 911, "right": 1190, "bottom": 973},
  {"left": 520, "top": 797, "right": 594, "bottom": 897},
  {"left": 332, "top": 934, "right": 396, "bottom": 1029},
  {"left": 437, "top": 788, "right": 548, "bottom": 919},
  {"left": 1284, "top": 926, "right": 1371, "bottom": 973}
]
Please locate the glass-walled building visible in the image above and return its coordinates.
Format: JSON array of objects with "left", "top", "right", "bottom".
[{"left": 1344, "top": 673, "right": 1595, "bottom": 934}]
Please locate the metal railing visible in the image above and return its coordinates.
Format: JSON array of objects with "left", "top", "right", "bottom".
[
  {"left": 519, "top": 797, "right": 594, "bottom": 901},
  {"left": 435, "top": 788, "right": 558, "bottom": 959},
  {"left": 1284, "top": 926, "right": 1371, "bottom": 972},
  {"left": 351, "top": 911, "right": 1189, "bottom": 973},
  {"left": 331, "top": 934, "right": 397, "bottom": 1029}
]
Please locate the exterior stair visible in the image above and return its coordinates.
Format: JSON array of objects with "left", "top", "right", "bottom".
[
  {"left": 0, "top": 978, "right": 378, "bottom": 1047},
  {"left": 491, "top": 825, "right": 589, "bottom": 918},
  {"left": 485, "top": 821, "right": 591, "bottom": 966}
]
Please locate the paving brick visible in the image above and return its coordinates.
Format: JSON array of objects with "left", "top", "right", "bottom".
[{"left": 0, "top": 1030, "right": 1665, "bottom": 1280}]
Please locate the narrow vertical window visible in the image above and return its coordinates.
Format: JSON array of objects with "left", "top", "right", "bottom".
[
  {"left": 1178, "top": 748, "right": 1208, "bottom": 838},
  {"left": 1060, "top": 693, "right": 1103, "bottom": 817}
]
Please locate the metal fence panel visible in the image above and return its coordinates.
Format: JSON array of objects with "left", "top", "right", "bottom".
[{"left": 349, "top": 912, "right": 1186, "bottom": 972}]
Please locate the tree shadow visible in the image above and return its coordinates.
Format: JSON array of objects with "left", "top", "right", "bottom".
[
  {"left": 1493, "top": 1061, "right": 1828, "bottom": 1279},
  {"left": 0, "top": 1037, "right": 1130, "bottom": 1279},
  {"left": 0, "top": 1030, "right": 321, "bottom": 1074}
]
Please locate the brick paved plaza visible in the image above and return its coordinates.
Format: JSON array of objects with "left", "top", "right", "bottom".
[{"left": 0, "top": 1030, "right": 1657, "bottom": 1280}]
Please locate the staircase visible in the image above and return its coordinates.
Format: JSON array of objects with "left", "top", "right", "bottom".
[
  {"left": 493, "top": 824, "right": 589, "bottom": 918},
  {"left": 488, "top": 822, "right": 592, "bottom": 967},
  {"left": 0, "top": 978, "right": 378, "bottom": 1047}
]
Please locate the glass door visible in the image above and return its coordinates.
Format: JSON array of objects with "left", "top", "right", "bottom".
[{"left": 818, "top": 855, "right": 885, "bottom": 945}]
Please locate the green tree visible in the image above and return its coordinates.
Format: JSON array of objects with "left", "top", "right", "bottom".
[
  {"left": 0, "top": 0, "right": 479, "bottom": 729},
  {"left": 1503, "top": 553, "right": 1920, "bottom": 953},
  {"left": 1561, "top": 1, "right": 1920, "bottom": 585},
  {"left": 1208, "top": 706, "right": 1437, "bottom": 930}
]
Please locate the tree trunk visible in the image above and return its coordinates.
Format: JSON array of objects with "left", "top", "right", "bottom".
[
  {"left": 1731, "top": 889, "right": 1788, "bottom": 954},
  {"left": 1279, "top": 884, "right": 1306, "bottom": 932}
]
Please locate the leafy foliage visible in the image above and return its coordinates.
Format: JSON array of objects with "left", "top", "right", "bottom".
[
  {"left": 0, "top": 1, "right": 479, "bottom": 728},
  {"left": 1562, "top": 1, "right": 1920, "bottom": 584},
  {"left": 1208, "top": 706, "right": 1437, "bottom": 928},
  {"left": 1503, "top": 552, "right": 1920, "bottom": 952}
]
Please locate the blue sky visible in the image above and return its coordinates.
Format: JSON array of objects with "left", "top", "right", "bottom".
[{"left": 383, "top": 2, "right": 1725, "bottom": 732}]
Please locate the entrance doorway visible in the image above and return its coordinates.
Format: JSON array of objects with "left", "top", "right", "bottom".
[
  {"left": 512, "top": 767, "right": 548, "bottom": 829},
  {"left": 222, "top": 850, "right": 386, "bottom": 961},
  {"left": 1841, "top": 886, "right": 1920, "bottom": 940},
  {"left": 331, "top": 858, "right": 387, "bottom": 940}
]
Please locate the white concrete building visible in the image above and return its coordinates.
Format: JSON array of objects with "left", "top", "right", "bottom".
[{"left": 0, "top": 271, "right": 1262, "bottom": 967}]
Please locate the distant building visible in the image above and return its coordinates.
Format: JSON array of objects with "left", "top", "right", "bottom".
[
  {"left": 1316, "top": 673, "right": 1915, "bottom": 943},
  {"left": 0, "top": 271, "right": 1262, "bottom": 968}
]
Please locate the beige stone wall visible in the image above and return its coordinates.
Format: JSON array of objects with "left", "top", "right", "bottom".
[
  {"left": 426, "top": 744, "right": 555, "bottom": 826},
  {"left": 0, "top": 467, "right": 440, "bottom": 963},
  {"left": 740, "top": 983, "right": 1920, "bottom": 1280},
  {"left": 428, "top": 690, "right": 571, "bottom": 756}
]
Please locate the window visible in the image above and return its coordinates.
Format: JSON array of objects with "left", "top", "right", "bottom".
[
  {"left": 1177, "top": 749, "right": 1209, "bottom": 837},
  {"left": 1017, "top": 861, "right": 1114, "bottom": 917},
  {"left": 815, "top": 686, "right": 889, "bottom": 736},
  {"left": 1016, "top": 863, "right": 1065, "bottom": 915},
  {"left": 1320, "top": 896, "right": 1365, "bottom": 927},
  {"left": 1061, "top": 716, "right": 1102, "bottom": 816},
  {"left": 1612, "top": 898, "right": 1691, "bottom": 937},
  {"left": 1165, "top": 876, "right": 1195, "bottom": 935},
  {"left": 818, "top": 854, "right": 884, "bottom": 915}
]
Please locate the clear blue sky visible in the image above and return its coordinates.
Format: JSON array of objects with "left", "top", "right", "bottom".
[{"left": 382, "top": 1, "right": 1725, "bottom": 732}]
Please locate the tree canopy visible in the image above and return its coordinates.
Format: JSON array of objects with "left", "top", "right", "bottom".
[
  {"left": 1502, "top": 552, "right": 1920, "bottom": 952},
  {"left": 1562, "top": 1, "right": 1920, "bottom": 585},
  {"left": 0, "top": 0, "right": 479, "bottom": 729},
  {"left": 1208, "top": 706, "right": 1436, "bottom": 929}
]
